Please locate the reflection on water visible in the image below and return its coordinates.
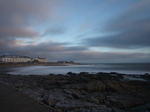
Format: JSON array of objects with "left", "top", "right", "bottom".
[{"left": 7, "top": 63, "right": 150, "bottom": 75}]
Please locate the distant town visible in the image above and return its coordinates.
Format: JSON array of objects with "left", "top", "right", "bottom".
[
  {"left": 0, "top": 55, "right": 76, "bottom": 64},
  {"left": 0, "top": 55, "right": 46, "bottom": 63}
]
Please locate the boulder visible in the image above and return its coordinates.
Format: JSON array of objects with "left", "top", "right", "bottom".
[
  {"left": 67, "top": 72, "right": 77, "bottom": 76},
  {"left": 43, "top": 95, "right": 55, "bottom": 106}
]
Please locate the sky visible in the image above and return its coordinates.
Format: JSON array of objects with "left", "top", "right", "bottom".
[{"left": 0, "top": 0, "right": 150, "bottom": 63}]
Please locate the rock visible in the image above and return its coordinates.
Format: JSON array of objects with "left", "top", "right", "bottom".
[
  {"left": 0, "top": 72, "right": 150, "bottom": 111},
  {"left": 84, "top": 82, "right": 106, "bottom": 92},
  {"left": 66, "top": 94, "right": 74, "bottom": 99},
  {"left": 107, "top": 94, "right": 146, "bottom": 109},
  {"left": 71, "top": 92, "right": 80, "bottom": 99},
  {"left": 111, "top": 107, "right": 126, "bottom": 112},
  {"left": 14, "top": 84, "right": 24, "bottom": 88},
  {"left": 67, "top": 72, "right": 77, "bottom": 76},
  {"left": 144, "top": 73, "right": 149, "bottom": 76},
  {"left": 67, "top": 108, "right": 89, "bottom": 112},
  {"left": 43, "top": 92, "right": 67, "bottom": 106},
  {"left": 55, "top": 100, "right": 98, "bottom": 112},
  {"left": 54, "top": 109, "right": 62, "bottom": 112},
  {"left": 79, "top": 72, "right": 88, "bottom": 75},
  {"left": 43, "top": 95, "right": 55, "bottom": 106},
  {"left": 110, "top": 72, "right": 118, "bottom": 74},
  {"left": 67, "top": 72, "right": 72, "bottom": 75},
  {"left": 89, "top": 98, "right": 99, "bottom": 104},
  {"left": 66, "top": 105, "right": 112, "bottom": 112},
  {"left": 64, "top": 89, "right": 72, "bottom": 94}
]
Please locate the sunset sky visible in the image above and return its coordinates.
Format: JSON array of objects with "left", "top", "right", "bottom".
[{"left": 0, "top": 0, "right": 150, "bottom": 63}]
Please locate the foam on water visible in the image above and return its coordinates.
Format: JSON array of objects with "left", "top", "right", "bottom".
[{"left": 7, "top": 63, "right": 150, "bottom": 75}]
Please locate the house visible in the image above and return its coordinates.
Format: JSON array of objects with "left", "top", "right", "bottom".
[
  {"left": 0, "top": 55, "right": 47, "bottom": 63},
  {"left": 0, "top": 55, "right": 34, "bottom": 63},
  {"left": 36, "top": 57, "right": 47, "bottom": 63}
]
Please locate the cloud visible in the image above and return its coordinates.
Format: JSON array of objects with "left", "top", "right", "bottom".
[
  {"left": 103, "top": 0, "right": 150, "bottom": 33},
  {"left": 65, "top": 46, "right": 88, "bottom": 51},
  {"left": 0, "top": 0, "right": 150, "bottom": 63},
  {"left": 78, "top": 23, "right": 91, "bottom": 31},
  {"left": 0, "top": 38, "right": 149, "bottom": 63},
  {"left": 83, "top": 0, "right": 150, "bottom": 49},
  {"left": 83, "top": 19, "right": 150, "bottom": 49},
  {"left": 48, "top": 51, "right": 150, "bottom": 63},
  {"left": 0, "top": 27, "right": 39, "bottom": 38},
  {"left": 42, "top": 27, "right": 66, "bottom": 36},
  {"left": 0, "top": 0, "right": 56, "bottom": 22},
  {"left": 0, "top": 38, "right": 87, "bottom": 58},
  {"left": 0, "top": 0, "right": 60, "bottom": 39}
]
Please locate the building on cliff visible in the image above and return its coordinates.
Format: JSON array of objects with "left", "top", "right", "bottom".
[
  {"left": 0, "top": 55, "right": 46, "bottom": 63},
  {"left": 35, "top": 57, "right": 47, "bottom": 63}
]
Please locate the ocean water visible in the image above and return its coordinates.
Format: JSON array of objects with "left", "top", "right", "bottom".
[{"left": 7, "top": 63, "right": 150, "bottom": 75}]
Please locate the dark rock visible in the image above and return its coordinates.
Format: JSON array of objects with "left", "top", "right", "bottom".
[
  {"left": 55, "top": 100, "right": 98, "bottom": 112},
  {"left": 71, "top": 92, "right": 80, "bottom": 99},
  {"left": 67, "top": 72, "right": 77, "bottom": 76},
  {"left": 79, "top": 72, "right": 88, "bottom": 75},
  {"left": 0, "top": 72, "right": 150, "bottom": 111},
  {"left": 43, "top": 95, "right": 55, "bottom": 106},
  {"left": 89, "top": 98, "right": 99, "bottom": 105}
]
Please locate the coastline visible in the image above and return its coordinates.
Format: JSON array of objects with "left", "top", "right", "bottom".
[
  {"left": 0, "top": 63, "right": 80, "bottom": 68},
  {"left": 0, "top": 71, "right": 150, "bottom": 112}
]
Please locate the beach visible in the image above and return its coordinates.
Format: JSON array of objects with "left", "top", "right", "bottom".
[
  {"left": 0, "top": 65, "right": 150, "bottom": 112},
  {"left": 0, "top": 63, "right": 80, "bottom": 68},
  {"left": 0, "top": 83, "right": 49, "bottom": 112}
]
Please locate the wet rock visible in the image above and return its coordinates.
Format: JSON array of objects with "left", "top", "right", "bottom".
[
  {"left": 71, "top": 92, "right": 81, "bottom": 99},
  {"left": 89, "top": 98, "right": 99, "bottom": 105},
  {"left": 0, "top": 73, "right": 150, "bottom": 111},
  {"left": 79, "top": 72, "right": 88, "bottom": 75},
  {"left": 14, "top": 84, "right": 24, "bottom": 88},
  {"left": 110, "top": 72, "right": 118, "bottom": 74},
  {"left": 43, "top": 95, "right": 55, "bottom": 106},
  {"left": 84, "top": 82, "right": 106, "bottom": 92},
  {"left": 107, "top": 94, "right": 146, "bottom": 109},
  {"left": 55, "top": 100, "right": 98, "bottom": 112},
  {"left": 111, "top": 107, "right": 127, "bottom": 112},
  {"left": 64, "top": 89, "right": 72, "bottom": 94},
  {"left": 68, "top": 105, "right": 112, "bottom": 112},
  {"left": 66, "top": 94, "right": 74, "bottom": 99},
  {"left": 67, "top": 72, "right": 77, "bottom": 76},
  {"left": 97, "top": 94, "right": 106, "bottom": 103}
]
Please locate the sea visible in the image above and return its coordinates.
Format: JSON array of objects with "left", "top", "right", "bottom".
[{"left": 6, "top": 63, "right": 150, "bottom": 75}]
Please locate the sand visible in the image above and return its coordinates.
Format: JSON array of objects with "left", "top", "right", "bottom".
[{"left": 0, "top": 83, "right": 50, "bottom": 112}]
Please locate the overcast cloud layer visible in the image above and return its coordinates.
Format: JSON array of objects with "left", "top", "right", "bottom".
[{"left": 0, "top": 0, "right": 150, "bottom": 63}]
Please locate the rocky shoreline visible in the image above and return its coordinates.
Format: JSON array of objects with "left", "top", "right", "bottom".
[{"left": 0, "top": 72, "right": 150, "bottom": 112}]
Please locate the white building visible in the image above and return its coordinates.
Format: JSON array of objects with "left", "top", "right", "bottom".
[
  {"left": 36, "top": 57, "right": 47, "bottom": 63},
  {"left": 0, "top": 55, "right": 34, "bottom": 63}
]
